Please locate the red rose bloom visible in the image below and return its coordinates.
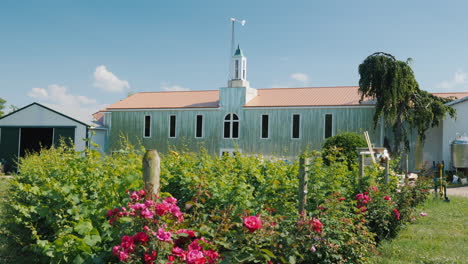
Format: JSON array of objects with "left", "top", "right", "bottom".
[
  {"left": 311, "top": 218, "right": 323, "bottom": 233},
  {"left": 393, "top": 208, "right": 401, "bottom": 220},
  {"left": 243, "top": 216, "right": 262, "bottom": 233}
]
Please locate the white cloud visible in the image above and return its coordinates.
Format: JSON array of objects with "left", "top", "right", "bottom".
[
  {"left": 161, "top": 83, "right": 190, "bottom": 91},
  {"left": 290, "top": 73, "right": 309, "bottom": 83},
  {"left": 437, "top": 70, "right": 468, "bottom": 91},
  {"left": 93, "top": 65, "right": 130, "bottom": 92},
  {"left": 27, "top": 84, "right": 104, "bottom": 122}
]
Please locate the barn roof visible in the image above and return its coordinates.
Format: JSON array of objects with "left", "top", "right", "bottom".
[
  {"left": 103, "top": 87, "right": 468, "bottom": 110},
  {"left": 0, "top": 102, "right": 90, "bottom": 127}
]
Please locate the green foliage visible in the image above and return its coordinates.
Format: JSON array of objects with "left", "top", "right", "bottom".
[
  {"left": 358, "top": 52, "right": 456, "bottom": 155},
  {"left": 1, "top": 142, "right": 433, "bottom": 264},
  {"left": 161, "top": 150, "right": 299, "bottom": 217},
  {"left": 2, "top": 143, "right": 143, "bottom": 263},
  {"left": 322, "top": 132, "right": 367, "bottom": 168}
]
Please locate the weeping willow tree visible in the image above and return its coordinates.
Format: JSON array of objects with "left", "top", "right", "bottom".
[{"left": 358, "top": 52, "right": 456, "bottom": 156}]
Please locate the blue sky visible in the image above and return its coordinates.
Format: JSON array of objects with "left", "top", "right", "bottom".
[{"left": 1, "top": 0, "right": 468, "bottom": 121}]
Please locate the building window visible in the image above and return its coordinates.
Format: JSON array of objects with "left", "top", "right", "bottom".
[
  {"left": 324, "top": 113, "right": 333, "bottom": 139},
  {"left": 261, "top": 114, "right": 269, "bottom": 139},
  {"left": 224, "top": 113, "right": 239, "bottom": 139},
  {"left": 242, "top": 60, "right": 246, "bottom": 79},
  {"left": 292, "top": 114, "right": 300, "bottom": 139},
  {"left": 220, "top": 148, "right": 241, "bottom": 157},
  {"left": 144, "top": 115, "right": 151, "bottom": 138},
  {"left": 195, "top": 115, "right": 204, "bottom": 138},
  {"left": 235, "top": 60, "right": 239, "bottom": 79},
  {"left": 169, "top": 115, "right": 176, "bottom": 138}
]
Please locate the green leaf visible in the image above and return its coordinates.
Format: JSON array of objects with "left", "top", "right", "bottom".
[
  {"left": 83, "top": 230, "right": 101, "bottom": 247},
  {"left": 74, "top": 220, "right": 93, "bottom": 235},
  {"left": 288, "top": 255, "right": 296, "bottom": 264},
  {"left": 260, "top": 249, "right": 276, "bottom": 258}
]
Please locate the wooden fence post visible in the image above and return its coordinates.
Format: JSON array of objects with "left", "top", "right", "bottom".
[
  {"left": 143, "top": 149, "right": 161, "bottom": 198},
  {"left": 384, "top": 158, "right": 390, "bottom": 184},
  {"left": 359, "top": 153, "right": 365, "bottom": 178},
  {"left": 298, "top": 155, "right": 310, "bottom": 214}
]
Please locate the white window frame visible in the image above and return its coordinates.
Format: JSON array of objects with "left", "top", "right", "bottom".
[
  {"left": 143, "top": 115, "right": 151, "bottom": 138},
  {"left": 219, "top": 148, "right": 242, "bottom": 157},
  {"left": 168, "top": 114, "right": 177, "bottom": 138},
  {"left": 195, "top": 114, "right": 204, "bottom": 139},
  {"left": 323, "top": 113, "right": 334, "bottom": 139},
  {"left": 260, "top": 114, "right": 270, "bottom": 139},
  {"left": 291, "top": 113, "right": 301, "bottom": 139},
  {"left": 223, "top": 113, "right": 240, "bottom": 139}
]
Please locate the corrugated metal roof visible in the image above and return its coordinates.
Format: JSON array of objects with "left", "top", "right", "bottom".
[
  {"left": 104, "top": 87, "right": 468, "bottom": 110},
  {"left": 432, "top": 92, "right": 468, "bottom": 99},
  {"left": 245, "top": 86, "right": 368, "bottom": 107},
  {"left": 106, "top": 90, "right": 220, "bottom": 109}
]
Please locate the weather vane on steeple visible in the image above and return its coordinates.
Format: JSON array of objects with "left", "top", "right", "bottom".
[{"left": 229, "top": 18, "right": 246, "bottom": 80}]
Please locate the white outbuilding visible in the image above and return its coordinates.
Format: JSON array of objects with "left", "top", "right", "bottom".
[
  {"left": 420, "top": 96, "right": 468, "bottom": 170},
  {"left": 0, "top": 102, "right": 89, "bottom": 173}
]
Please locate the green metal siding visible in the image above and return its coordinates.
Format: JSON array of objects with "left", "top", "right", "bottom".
[
  {"left": 108, "top": 106, "right": 381, "bottom": 159},
  {"left": 0, "top": 127, "right": 19, "bottom": 173}
]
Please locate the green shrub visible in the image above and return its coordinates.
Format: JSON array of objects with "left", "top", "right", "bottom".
[
  {"left": 322, "top": 132, "right": 367, "bottom": 168},
  {"left": 3, "top": 143, "right": 143, "bottom": 263},
  {"left": 1, "top": 141, "right": 431, "bottom": 264}
]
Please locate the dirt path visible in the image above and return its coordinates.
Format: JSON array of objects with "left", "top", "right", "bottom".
[{"left": 447, "top": 186, "right": 468, "bottom": 198}]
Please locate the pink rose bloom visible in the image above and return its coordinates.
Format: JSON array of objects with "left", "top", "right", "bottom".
[
  {"left": 133, "top": 232, "right": 150, "bottom": 244},
  {"left": 130, "top": 203, "right": 146, "bottom": 211},
  {"left": 384, "top": 196, "right": 391, "bottom": 201},
  {"left": 112, "top": 245, "right": 121, "bottom": 255},
  {"left": 187, "top": 250, "right": 206, "bottom": 264},
  {"left": 243, "top": 216, "right": 262, "bottom": 233},
  {"left": 130, "top": 191, "right": 141, "bottom": 201},
  {"left": 121, "top": 235, "right": 135, "bottom": 250},
  {"left": 144, "top": 200, "right": 155, "bottom": 207},
  {"left": 140, "top": 208, "right": 154, "bottom": 219},
  {"left": 106, "top": 209, "right": 114, "bottom": 217},
  {"left": 155, "top": 202, "right": 171, "bottom": 216},
  {"left": 393, "top": 208, "right": 401, "bottom": 220},
  {"left": 420, "top": 212, "right": 427, "bottom": 216},
  {"left": 144, "top": 250, "right": 157, "bottom": 264},
  {"left": 172, "top": 247, "right": 187, "bottom": 260},
  {"left": 165, "top": 196, "right": 178, "bottom": 204},
  {"left": 176, "top": 229, "right": 196, "bottom": 237},
  {"left": 156, "top": 228, "right": 172, "bottom": 242},
  {"left": 117, "top": 250, "right": 129, "bottom": 262},
  {"left": 170, "top": 206, "right": 184, "bottom": 222},
  {"left": 370, "top": 186, "right": 378, "bottom": 192},
  {"left": 203, "top": 250, "right": 219, "bottom": 264},
  {"left": 311, "top": 218, "right": 323, "bottom": 233},
  {"left": 338, "top": 197, "right": 345, "bottom": 201}
]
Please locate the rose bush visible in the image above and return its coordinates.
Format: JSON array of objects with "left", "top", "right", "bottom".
[
  {"left": 107, "top": 190, "right": 220, "bottom": 264},
  {"left": 1, "top": 142, "right": 432, "bottom": 263}
]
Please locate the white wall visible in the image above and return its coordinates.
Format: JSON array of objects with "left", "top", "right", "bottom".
[
  {"left": 421, "top": 100, "right": 468, "bottom": 169},
  {"left": 0, "top": 104, "right": 88, "bottom": 151},
  {"left": 421, "top": 124, "right": 443, "bottom": 166},
  {"left": 89, "top": 128, "right": 107, "bottom": 155},
  {"left": 442, "top": 101, "right": 468, "bottom": 168}
]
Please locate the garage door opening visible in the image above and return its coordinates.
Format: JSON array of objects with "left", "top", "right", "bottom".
[{"left": 20, "top": 128, "right": 53, "bottom": 157}]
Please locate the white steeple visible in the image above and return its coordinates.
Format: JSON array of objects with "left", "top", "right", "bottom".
[{"left": 228, "top": 45, "right": 250, "bottom": 88}]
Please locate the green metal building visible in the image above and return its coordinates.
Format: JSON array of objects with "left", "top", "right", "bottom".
[{"left": 101, "top": 47, "right": 384, "bottom": 159}]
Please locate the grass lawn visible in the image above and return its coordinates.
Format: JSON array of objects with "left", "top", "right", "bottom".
[{"left": 371, "top": 196, "right": 468, "bottom": 264}]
